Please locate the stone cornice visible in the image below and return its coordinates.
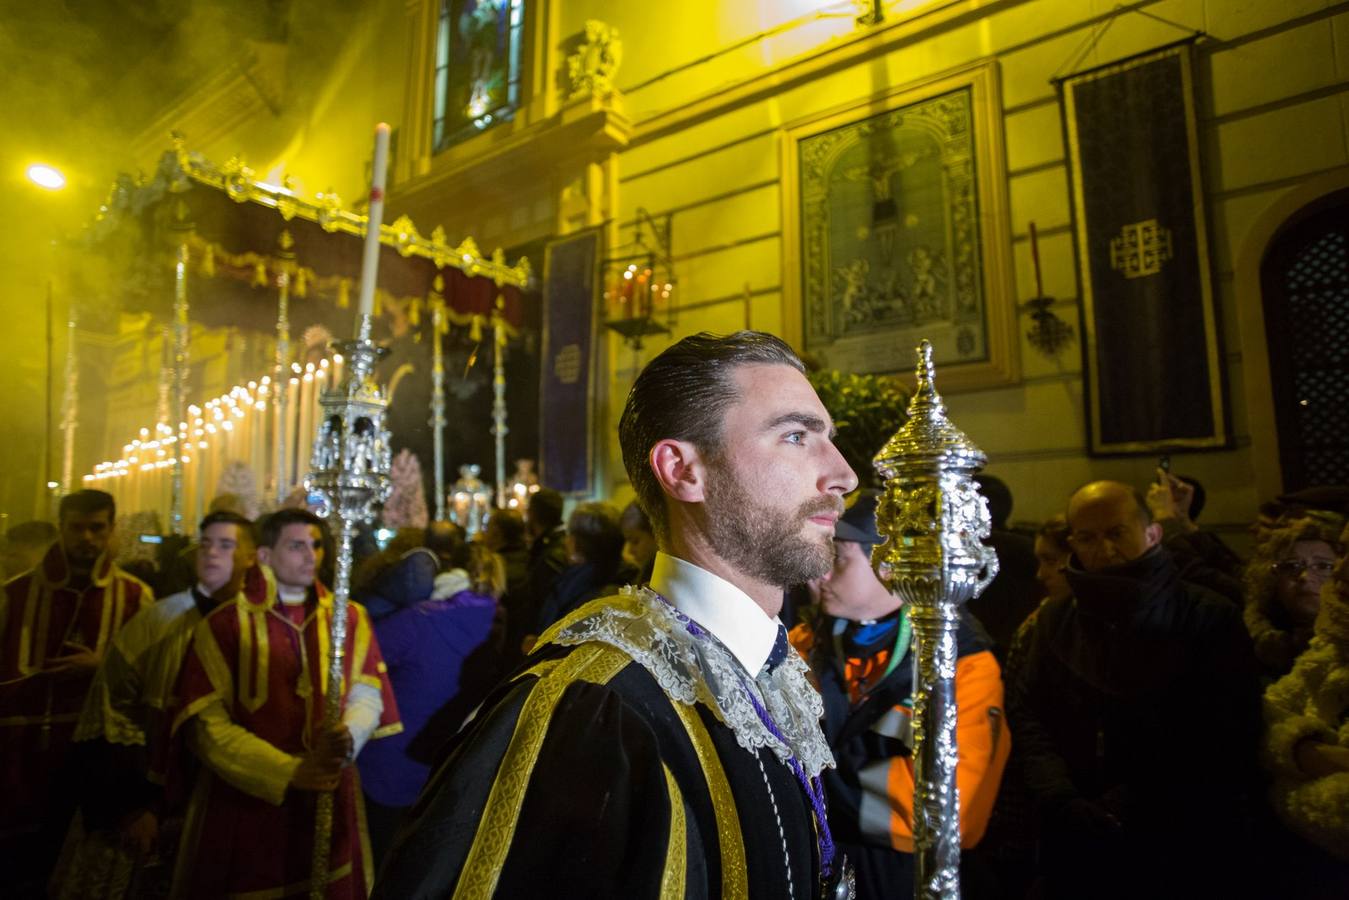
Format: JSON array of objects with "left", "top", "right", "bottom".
[{"left": 390, "top": 92, "right": 631, "bottom": 220}]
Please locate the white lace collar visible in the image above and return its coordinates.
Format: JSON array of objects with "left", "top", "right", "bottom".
[
  {"left": 541, "top": 586, "right": 835, "bottom": 778},
  {"left": 649, "top": 552, "right": 779, "bottom": 675}
]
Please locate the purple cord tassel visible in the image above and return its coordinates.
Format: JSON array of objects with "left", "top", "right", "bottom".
[{"left": 739, "top": 673, "right": 837, "bottom": 878}]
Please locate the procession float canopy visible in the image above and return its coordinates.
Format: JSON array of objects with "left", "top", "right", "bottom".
[
  {"left": 76, "top": 135, "right": 533, "bottom": 527},
  {"left": 80, "top": 134, "right": 531, "bottom": 334}
]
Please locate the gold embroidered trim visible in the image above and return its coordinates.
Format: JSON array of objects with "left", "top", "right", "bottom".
[
  {"left": 671, "top": 699, "right": 749, "bottom": 900},
  {"left": 19, "top": 574, "right": 44, "bottom": 674},
  {"left": 171, "top": 618, "right": 234, "bottom": 736},
  {"left": 225, "top": 861, "right": 353, "bottom": 900},
  {"left": 371, "top": 722, "right": 404, "bottom": 739},
  {"left": 316, "top": 605, "right": 333, "bottom": 698},
  {"left": 195, "top": 618, "right": 236, "bottom": 708},
  {"left": 0, "top": 711, "right": 81, "bottom": 728},
  {"left": 236, "top": 603, "right": 271, "bottom": 713},
  {"left": 354, "top": 764, "right": 375, "bottom": 895},
  {"left": 660, "top": 763, "right": 688, "bottom": 900},
  {"left": 452, "top": 643, "right": 629, "bottom": 900},
  {"left": 170, "top": 692, "right": 220, "bottom": 738},
  {"left": 351, "top": 604, "right": 372, "bottom": 685}
]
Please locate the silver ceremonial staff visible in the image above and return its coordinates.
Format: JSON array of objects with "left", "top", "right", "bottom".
[
  {"left": 872, "top": 341, "right": 998, "bottom": 900},
  {"left": 305, "top": 123, "right": 394, "bottom": 900}
]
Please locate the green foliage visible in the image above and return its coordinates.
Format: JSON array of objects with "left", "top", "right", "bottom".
[{"left": 808, "top": 369, "right": 910, "bottom": 488}]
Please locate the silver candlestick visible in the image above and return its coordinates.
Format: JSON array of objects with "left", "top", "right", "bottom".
[
  {"left": 303, "top": 325, "right": 391, "bottom": 898},
  {"left": 872, "top": 340, "right": 999, "bottom": 900},
  {"left": 305, "top": 122, "right": 392, "bottom": 900}
]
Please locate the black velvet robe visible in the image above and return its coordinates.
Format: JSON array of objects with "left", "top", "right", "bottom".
[{"left": 373, "top": 639, "right": 822, "bottom": 899}]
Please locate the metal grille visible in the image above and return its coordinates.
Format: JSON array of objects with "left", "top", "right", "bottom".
[{"left": 1271, "top": 223, "right": 1349, "bottom": 489}]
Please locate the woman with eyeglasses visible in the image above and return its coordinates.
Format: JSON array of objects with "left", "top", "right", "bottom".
[
  {"left": 1243, "top": 515, "right": 1345, "bottom": 682},
  {"left": 1261, "top": 519, "right": 1349, "bottom": 890}
]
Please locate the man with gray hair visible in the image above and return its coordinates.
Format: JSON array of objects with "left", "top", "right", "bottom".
[{"left": 377, "top": 331, "right": 858, "bottom": 898}]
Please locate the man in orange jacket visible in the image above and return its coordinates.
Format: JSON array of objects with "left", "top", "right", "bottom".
[{"left": 794, "top": 490, "right": 1010, "bottom": 899}]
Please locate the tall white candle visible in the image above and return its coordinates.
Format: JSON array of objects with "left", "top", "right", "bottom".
[
  {"left": 356, "top": 123, "right": 391, "bottom": 328},
  {"left": 298, "top": 369, "right": 315, "bottom": 471},
  {"left": 287, "top": 376, "right": 301, "bottom": 489}
]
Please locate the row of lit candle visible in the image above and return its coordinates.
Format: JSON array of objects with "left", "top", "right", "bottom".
[{"left": 84, "top": 353, "right": 346, "bottom": 525}]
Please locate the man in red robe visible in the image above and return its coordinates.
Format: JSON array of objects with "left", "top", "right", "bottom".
[
  {"left": 169, "top": 508, "right": 400, "bottom": 899},
  {"left": 0, "top": 489, "right": 153, "bottom": 896}
]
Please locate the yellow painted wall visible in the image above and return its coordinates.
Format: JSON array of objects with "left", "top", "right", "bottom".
[
  {"left": 541, "top": 0, "right": 1348, "bottom": 534},
  {"left": 118, "top": 0, "right": 1349, "bottom": 535}
]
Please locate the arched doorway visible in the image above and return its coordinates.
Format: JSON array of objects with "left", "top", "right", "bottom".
[{"left": 1259, "top": 189, "right": 1349, "bottom": 492}]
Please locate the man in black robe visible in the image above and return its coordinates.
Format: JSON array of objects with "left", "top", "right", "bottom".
[{"left": 374, "top": 331, "right": 859, "bottom": 899}]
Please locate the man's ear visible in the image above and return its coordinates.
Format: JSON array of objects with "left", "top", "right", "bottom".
[
  {"left": 1144, "top": 521, "right": 1163, "bottom": 549},
  {"left": 650, "top": 439, "right": 707, "bottom": 504},
  {"left": 255, "top": 546, "right": 272, "bottom": 566}
]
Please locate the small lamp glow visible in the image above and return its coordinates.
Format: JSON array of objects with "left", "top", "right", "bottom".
[{"left": 27, "top": 164, "right": 66, "bottom": 191}]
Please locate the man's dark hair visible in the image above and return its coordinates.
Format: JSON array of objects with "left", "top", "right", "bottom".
[
  {"left": 426, "top": 520, "right": 469, "bottom": 569},
  {"left": 528, "top": 488, "right": 565, "bottom": 533},
  {"left": 974, "top": 474, "right": 1013, "bottom": 530},
  {"left": 1037, "top": 515, "right": 1071, "bottom": 554},
  {"left": 258, "top": 508, "right": 323, "bottom": 548},
  {"left": 567, "top": 502, "right": 625, "bottom": 572},
  {"left": 488, "top": 508, "right": 527, "bottom": 547},
  {"left": 620, "top": 500, "right": 652, "bottom": 536},
  {"left": 5, "top": 520, "right": 58, "bottom": 547},
  {"left": 59, "top": 489, "right": 116, "bottom": 524},
  {"left": 199, "top": 510, "right": 255, "bottom": 546},
  {"left": 1251, "top": 499, "right": 1284, "bottom": 520},
  {"left": 618, "top": 331, "right": 805, "bottom": 542},
  {"left": 1177, "top": 475, "right": 1206, "bottom": 521}
]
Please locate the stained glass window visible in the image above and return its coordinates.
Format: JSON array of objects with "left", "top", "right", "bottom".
[{"left": 432, "top": 0, "right": 526, "bottom": 153}]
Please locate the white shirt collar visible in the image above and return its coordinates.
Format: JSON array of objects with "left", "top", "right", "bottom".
[{"left": 649, "top": 551, "right": 780, "bottom": 675}]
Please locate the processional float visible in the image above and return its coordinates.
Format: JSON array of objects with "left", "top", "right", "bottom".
[
  {"left": 873, "top": 341, "right": 999, "bottom": 900},
  {"left": 77, "top": 136, "right": 530, "bottom": 528}
]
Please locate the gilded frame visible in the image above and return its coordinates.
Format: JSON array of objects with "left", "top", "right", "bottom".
[{"left": 781, "top": 61, "right": 1018, "bottom": 391}]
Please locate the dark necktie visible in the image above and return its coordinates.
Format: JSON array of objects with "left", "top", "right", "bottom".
[{"left": 762, "top": 622, "right": 790, "bottom": 676}]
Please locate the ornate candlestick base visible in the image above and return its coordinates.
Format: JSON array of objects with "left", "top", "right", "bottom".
[
  {"left": 872, "top": 341, "right": 999, "bottom": 900},
  {"left": 304, "top": 324, "right": 392, "bottom": 899}
]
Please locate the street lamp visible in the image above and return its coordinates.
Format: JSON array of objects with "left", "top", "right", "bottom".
[
  {"left": 26, "top": 162, "right": 69, "bottom": 517},
  {"left": 26, "top": 164, "right": 66, "bottom": 191}
]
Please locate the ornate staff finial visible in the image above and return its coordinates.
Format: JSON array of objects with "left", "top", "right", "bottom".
[{"left": 872, "top": 340, "right": 999, "bottom": 899}]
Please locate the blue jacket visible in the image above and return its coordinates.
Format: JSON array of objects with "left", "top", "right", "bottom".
[{"left": 358, "top": 590, "right": 497, "bottom": 807}]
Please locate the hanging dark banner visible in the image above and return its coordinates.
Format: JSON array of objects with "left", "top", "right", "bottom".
[
  {"left": 539, "top": 229, "right": 600, "bottom": 494},
  {"left": 1061, "top": 41, "right": 1229, "bottom": 454}
]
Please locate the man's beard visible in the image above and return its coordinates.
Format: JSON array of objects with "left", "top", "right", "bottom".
[
  {"left": 703, "top": 462, "right": 839, "bottom": 588},
  {"left": 65, "top": 543, "right": 100, "bottom": 570}
]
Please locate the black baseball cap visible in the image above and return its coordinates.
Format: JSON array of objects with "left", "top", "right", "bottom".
[{"left": 834, "top": 490, "right": 882, "bottom": 545}]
